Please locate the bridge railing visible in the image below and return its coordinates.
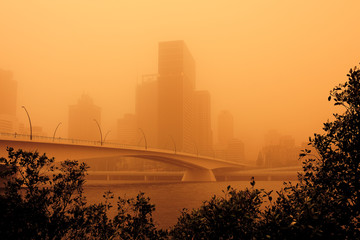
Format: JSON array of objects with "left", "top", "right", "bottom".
[
  {"left": 0, "top": 132, "right": 232, "bottom": 162},
  {"left": 0, "top": 131, "right": 188, "bottom": 154},
  {"left": 0, "top": 131, "right": 141, "bottom": 149}
]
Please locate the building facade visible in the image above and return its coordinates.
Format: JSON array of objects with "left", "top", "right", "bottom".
[
  {"left": 0, "top": 69, "right": 17, "bottom": 133},
  {"left": 193, "top": 90, "right": 212, "bottom": 156},
  {"left": 68, "top": 94, "right": 101, "bottom": 141},
  {"left": 217, "top": 110, "right": 234, "bottom": 148},
  {"left": 136, "top": 74, "right": 158, "bottom": 148},
  {"left": 262, "top": 132, "right": 300, "bottom": 167},
  {"left": 117, "top": 113, "right": 137, "bottom": 146},
  {"left": 157, "top": 40, "right": 196, "bottom": 153}
]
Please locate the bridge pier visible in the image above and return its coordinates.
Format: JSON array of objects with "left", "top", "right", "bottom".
[{"left": 181, "top": 169, "right": 216, "bottom": 182}]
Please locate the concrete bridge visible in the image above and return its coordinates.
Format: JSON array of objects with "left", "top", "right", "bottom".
[{"left": 0, "top": 136, "right": 250, "bottom": 182}]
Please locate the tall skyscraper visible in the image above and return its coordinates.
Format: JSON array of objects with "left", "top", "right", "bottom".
[
  {"left": 157, "top": 40, "right": 196, "bottom": 152},
  {"left": 217, "top": 110, "right": 234, "bottom": 147},
  {"left": 194, "top": 90, "right": 212, "bottom": 155},
  {"left": 215, "top": 110, "right": 245, "bottom": 162},
  {"left": 227, "top": 138, "right": 245, "bottom": 162},
  {"left": 136, "top": 74, "right": 158, "bottom": 148},
  {"left": 68, "top": 94, "right": 101, "bottom": 141},
  {"left": 117, "top": 113, "right": 137, "bottom": 146},
  {"left": 0, "top": 69, "right": 17, "bottom": 133},
  {"left": 262, "top": 132, "right": 299, "bottom": 167}
]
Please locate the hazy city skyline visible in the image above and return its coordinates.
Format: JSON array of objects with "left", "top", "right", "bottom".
[
  {"left": 1, "top": 41, "right": 246, "bottom": 162},
  {"left": 1, "top": 1, "right": 360, "bottom": 161}
]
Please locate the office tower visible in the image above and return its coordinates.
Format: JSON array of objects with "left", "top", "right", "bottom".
[
  {"left": 227, "top": 138, "right": 245, "bottom": 162},
  {"left": 0, "top": 69, "right": 17, "bottom": 133},
  {"left": 136, "top": 74, "right": 158, "bottom": 148},
  {"left": 262, "top": 132, "right": 299, "bottom": 167},
  {"left": 158, "top": 40, "right": 196, "bottom": 152},
  {"left": 194, "top": 90, "right": 212, "bottom": 155},
  {"left": 68, "top": 94, "right": 101, "bottom": 141},
  {"left": 0, "top": 69, "right": 17, "bottom": 116},
  {"left": 264, "top": 129, "right": 281, "bottom": 146},
  {"left": 215, "top": 111, "right": 245, "bottom": 162},
  {"left": 117, "top": 113, "right": 137, "bottom": 146},
  {"left": 217, "top": 110, "right": 234, "bottom": 147}
]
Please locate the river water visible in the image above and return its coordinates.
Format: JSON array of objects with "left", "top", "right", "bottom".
[{"left": 84, "top": 180, "right": 288, "bottom": 229}]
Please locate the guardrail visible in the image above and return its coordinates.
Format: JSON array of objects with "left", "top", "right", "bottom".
[
  {"left": 0, "top": 132, "right": 249, "bottom": 166},
  {"left": 0, "top": 132, "right": 145, "bottom": 150},
  {"left": 0, "top": 132, "right": 212, "bottom": 159}
]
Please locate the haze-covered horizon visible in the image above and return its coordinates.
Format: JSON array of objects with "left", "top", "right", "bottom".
[{"left": 1, "top": 1, "right": 360, "bottom": 161}]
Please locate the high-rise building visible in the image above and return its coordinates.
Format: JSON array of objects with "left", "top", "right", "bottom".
[
  {"left": 0, "top": 69, "right": 17, "bottom": 116},
  {"left": 215, "top": 110, "right": 241, "bottom": 161},
  {"left": 117, "top": 113, "right": 137, "bottom": 146},
  {"left": 136, "top": 74, "right": 158, "bottom": 148},
  {"left": 217, "top": 110, "right": 234, "bottom": 147},
  {"left": 157, "top": 40, "right": 196, "bottom": 152},
  {"left": 0, "top": 69, "right": 17, "bottom": 133},
  {"left": 262, "top": 132, "right": 300, "bottom": 167},
  {"left": 226, "top": 138, "right": 245, "bottom": 162},
  {"left": 264, "top": 129, "right": 281, "bottom": 146},
  {"left": 68, "top": 94, "right": 101, "bottom": 141},
  {"left": 194, "top": 90, "right": 212, "bottom": 156}
]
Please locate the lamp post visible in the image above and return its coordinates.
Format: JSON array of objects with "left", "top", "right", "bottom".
[
  {"left": 93, "top": 119, "right": 102, "bottom": 146},
  {"left": 103, "top": 130, "right": 111, "bottom": 143},
  {"left": 53, "top": 122, "right": 62, "bottom": 142},
  {"left": 169, "top": 135, "right": 176, "bottom": 154},
  {"left": 138, "top": 128, "right": 147, "bottom": 150},
  {"left": 22, "top": 106, "right": 32, "bottom": 140}
]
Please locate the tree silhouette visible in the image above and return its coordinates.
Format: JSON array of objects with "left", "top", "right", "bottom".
[
  {"left": 260, "top": 64, "right": 360, "bottom": 239},
  {"left": 0, "top": 148, "right": 166, "bottom": 239}
]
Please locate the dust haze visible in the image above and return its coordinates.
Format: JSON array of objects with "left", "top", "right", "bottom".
[{"left": 1, "top": 1, "right": 359, "bottom": 162}]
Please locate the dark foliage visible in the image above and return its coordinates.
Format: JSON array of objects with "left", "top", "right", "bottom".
[
  {"left": 170, "top": 178, "right": 267, "bottom": 239},
  {"left": 169, "top": 64, "right": 360, "bottom": 239},
  {"left": 1, "top": 64, "right": 359, "bottom": 239},
  {"left": 0, "top": 147, "right": 165, "bottom": 239},
  {"left": 258, "top": 64, "right": 360, "bottom": 239}
]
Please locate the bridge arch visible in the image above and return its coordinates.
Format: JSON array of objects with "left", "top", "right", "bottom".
[{"left": 0, "top": 139, "right": 248, "bottom": 181}]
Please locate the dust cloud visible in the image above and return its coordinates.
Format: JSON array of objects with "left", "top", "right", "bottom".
[{"left": 1, "top": 1, "right": 359, "bottom": 162}]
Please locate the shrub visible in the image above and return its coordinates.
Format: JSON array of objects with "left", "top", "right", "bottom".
[
  {"left": 170, "top": 178, "right": 267, "bottom": 239},
  {"left": 0, "top": 147, "right": 165, "bottom": 239},
  {"left": 258, "top": 64, "right": 360, "bottom": 239}
]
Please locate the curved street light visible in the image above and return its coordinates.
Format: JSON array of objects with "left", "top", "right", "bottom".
[
  {"left": 53, "top": 122, "right": 62, "bottom": 142},
  {"left": 138, "top": 128, "right": 147, "bottom": 150},
  {"left": 103, "top": 130, "right": 111, "bottom": 143},
  {"left": 22, "top": 106, "right": 32, "bottom": 140},
  {"left": 93, "top": 119, "right": 103, "bottom": 146}
]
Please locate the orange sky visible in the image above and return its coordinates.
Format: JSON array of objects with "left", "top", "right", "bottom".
[{"left": 1, "top": 1, "right": 359, "bottom": 160}]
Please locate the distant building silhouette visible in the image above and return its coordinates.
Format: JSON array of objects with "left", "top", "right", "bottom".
[
  {"left": 262, "top": 131, "right": 300, "bottom": 167},
  {"left": 136, "top": 74, "right": 158, "bottom": 148},
  {"left": 214, "top": 110, "right": 245, "bottom": 162},
  {"left": 68, "top": 94, "right": 101, "bottom": 141},
  {"left": 157, "top": 40, "right": 196, "bottom": 152},
  {"left": 256, "top": 150, "right": 264, "bottom": 167},
  {"left": 264, "top": 129, "right": 281, "bottom": 146},
  {"left": 194, "top": 90, "right": 212, "bottom": 156},
  {"left": 217, "top": 110, "right": 234, "bottom": 148},
  {"left": 117, "top": 113, "right": 137, "bottom": 146},
  {"left": 0, "top": 69, "right": 17, "bottom": 133},
  {"left": 226, "top": 138, "right": 245, "bottom": 162}
]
